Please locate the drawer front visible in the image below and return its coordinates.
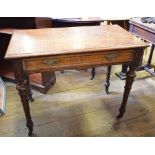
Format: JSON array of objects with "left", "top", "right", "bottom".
[{"left": 23, "top": 50, "right": 134, "bottom": 73}]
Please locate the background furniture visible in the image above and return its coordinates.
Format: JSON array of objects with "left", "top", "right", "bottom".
[
  {"left": 52, "top": 17, "right": 102, "bottom": 27},
  {"left": 130, "top": 18, "right": 155, "bottom": 75},
  {"left": 104, "top": 17, "right": 129, "bottom": 30},
  {"left": 5, "top": 25, "right": 148, "bottom": 136},
  {"left": 116, "top": 17, "right": 155, "bottom": 79},
  {"left": 0, "top": 17, "right": 56, "bottom": 94}
]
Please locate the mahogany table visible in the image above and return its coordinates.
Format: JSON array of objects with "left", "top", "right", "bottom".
[{"left": 5, "top": 25, "right": 148, "bottom": 136}]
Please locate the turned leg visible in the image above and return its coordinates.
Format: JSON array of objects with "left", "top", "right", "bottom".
[
  {"left": 90, "top": 67, "right": 96, "bottom": 80},
  {"left": 16, "top": 82, "right": 33, "bottom": 136},
  {"left": 104, "top": 65, "right": 112, "bottom": 94},
  {"left": 13, "top": 60, "right": 33, "bottom": 136},
  {"left": 117, "top": 64, "right": 136, "bottom": 118},
  {"left": 25, "top": 75, "right": 34, "bottom": 102}
]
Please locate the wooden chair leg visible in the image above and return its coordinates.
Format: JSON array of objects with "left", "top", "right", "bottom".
[
  {"left": 104, "top": 65, "right": 112, "bottom": 94},
  {"left": 90, "top": 67, "right": 96, "bottom": 80}
]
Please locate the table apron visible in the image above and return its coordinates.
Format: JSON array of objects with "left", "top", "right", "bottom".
[{"left": 23, "top": 50, "right": 134, "bottom": 74}]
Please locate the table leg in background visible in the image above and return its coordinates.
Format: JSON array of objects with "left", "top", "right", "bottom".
[{"left": 104, "top": 65, "right": 112, "bottom": 94}]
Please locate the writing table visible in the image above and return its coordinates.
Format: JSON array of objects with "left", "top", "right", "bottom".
[{"left": 5, "top": 25, "right": 148, "bottom": 136}]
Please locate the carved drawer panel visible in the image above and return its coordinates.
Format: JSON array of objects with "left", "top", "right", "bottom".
[{"left": 23, "top": 50, "right": 134, "bottom": 73}]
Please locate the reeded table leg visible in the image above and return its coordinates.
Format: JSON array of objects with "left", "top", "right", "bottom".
[
  {"left": 104, "top": 65, "right": 112, "bottom": 94},
  {"left": 16, "top": 81, "right": 33, "bottom": 136},
  {"left": 13, "top": 60, "right": 33, "bottom": 136},
  {"left": 25, "top": 75, "right": 34, "bottom": 102},
  {"left": 117, "top": 64, "right": 136, "bottom": 118}
]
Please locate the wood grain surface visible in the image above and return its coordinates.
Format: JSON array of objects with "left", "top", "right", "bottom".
[{"left": 5, "top": 25, "right": 148, "bottom": 59}]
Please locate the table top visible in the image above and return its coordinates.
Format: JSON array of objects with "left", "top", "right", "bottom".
[{"left": 5, "top": 25, "right": 148, "bottom": 59}]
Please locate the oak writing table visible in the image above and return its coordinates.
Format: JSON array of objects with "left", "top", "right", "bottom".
[{"left": 5, "top": 25, "right": 148, "bottom": 136}]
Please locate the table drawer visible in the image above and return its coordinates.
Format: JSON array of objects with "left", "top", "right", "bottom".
[{"left": 23, "top": 50, "right": 134, "bottom": 72}]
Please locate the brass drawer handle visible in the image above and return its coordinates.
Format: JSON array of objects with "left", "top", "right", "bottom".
[
  {"left": 43, "top": 59, "right": 58, "bottom": 66},
  {"left": 104, "top": 53, "right": 118, "bottom": 61}
]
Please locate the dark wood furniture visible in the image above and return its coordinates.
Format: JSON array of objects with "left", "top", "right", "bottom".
[
  {"left": 52, "top": 17, "right": 102, "bottom": 27},
  {"left": 104, "top": 17, "right": 130, "bottom": 30},
  {"left": 130, "top": 18, "right": 155, "bottom": 75},
  {"left": 5, "top": 25, "right": 148, "bottom": 136},
  {"left": 116, "top": 18, "right": 155, "bottom": 79},
  {"left": 0, "top": 17, "right": 56, "bottom": 94}
]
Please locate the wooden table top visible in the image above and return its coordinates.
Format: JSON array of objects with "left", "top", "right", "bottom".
[{"left": 5, "top": 25, "right": 148, "bottom": 59}]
